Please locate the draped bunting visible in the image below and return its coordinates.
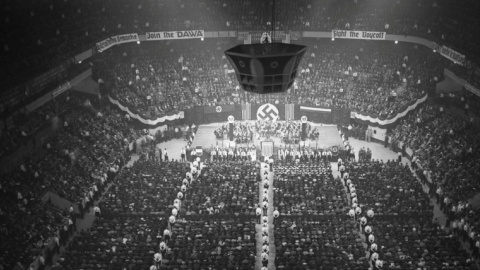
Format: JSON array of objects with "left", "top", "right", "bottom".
[
  {"left": 351, "top": 92, "right": 428, "bottom": 126},
  {"left": 108, "top": 95, "right": 184, "bottom": 125},
  {"left": 109, "top": 93, "right": 427, "bottom": 127}
]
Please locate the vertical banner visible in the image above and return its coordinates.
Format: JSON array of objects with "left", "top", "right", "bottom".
[
  {"left": 285, "top": 104, "right": 295, "bottom": 120},
  {"left": 242, "top": 103, "right": 251, "bottom": 120}
]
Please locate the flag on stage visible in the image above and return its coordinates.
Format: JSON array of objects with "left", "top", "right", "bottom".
[
  {"left": 204, "top": 105, "right": 235, "bottom": 114},
  {"left": 242, "top": 103, "right": 251, "bottom": 120},
  {"left": 285, "top": 104, "right": 295, "bottom": 120}
]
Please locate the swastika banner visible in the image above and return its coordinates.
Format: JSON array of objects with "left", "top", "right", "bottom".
[{"left": 256, "top": 103, "right": 280, "bottom": 121}]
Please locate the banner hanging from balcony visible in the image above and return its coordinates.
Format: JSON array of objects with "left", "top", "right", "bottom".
[
  {"left": 108, "top": 95, "right": 184, "bottom": 125},
  {"left": 440, "top": 45, "right": 466, "bottom": 66},
  {"left": 332, "top": 30, "right": 386, "bottom": 40},
  {"left": 146, "top": 30, "right": 204, "bottom": 41},
  {"left": 96, "top": 33, "right": 139, "bottom": 52}
]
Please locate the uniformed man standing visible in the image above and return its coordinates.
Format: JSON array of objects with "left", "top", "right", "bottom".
[
  {"left": 339, "top": 163, "right": 346, "bottom": 178},
  {"left": 261, "top": 251, "right": 269, "bottom": 267},
  {"left": 256, "top": 205, "right": 262, "bottom": 224},
  {"left": 211, "top": 148, "right": 216, "bottom": 161},
  {"left": 164, "top": 148, "right": 169, "bottom": 162},
  {"left": 222, "top": 148, "right": 228, "bottom": 162},
  {"left": 263, "top": 201, "right": 268, "bottom": 216},
  {"left": 181, "top": 148, "right": 186, "bottom": 162},
  {"left": 163, "top": 228, "right": 171, "bottom": 243}
]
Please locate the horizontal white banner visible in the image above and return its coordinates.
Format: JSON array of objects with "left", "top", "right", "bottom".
[
  {"left": 332, "top": 30, "right": 386, "bottom": 40},
  {"left": 440, "top": 45, "right": 466, "bottom": 66},
  {"left": 96, "top": 33, "right": 139, "bottom": 52},
  {"left": 300, "top": 106, "right": 331, "bottom": 112},
  {"left": 146, "top": 30, "right": 204, "bottom": 41},
  {"left": 465, "top": 83, "right": 480, "bottom": 98}
]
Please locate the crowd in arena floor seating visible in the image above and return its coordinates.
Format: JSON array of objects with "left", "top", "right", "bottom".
[
  {"left": 368, "top": 215, "right": 474, "bottom": 269},
  {"left": 340, "top": 160, "right": 476, "bottom": 269},
  {"left": 55, "top": 215, "right": 256, "bottom": 270},
  {"left": 182, "top": 161, "right": 259, "bottom": 215},
  {"left": 55, "top": 158, "right": 258, "bottom": 270},
  {"left": 101, "top": 160, "right": 190, "bottom": 215},
  {"left": 274, "top": 217, "right": 370, "bottom": 270},
  {"left": 274, "top": 162, "right": 347, "bottom": 216},
  {"left": 0, "top": 94, "right": 142, "bottom": 269},
  {"left": 96, "top": 39, "right": 445, "bottom": 120},
  {"left": 343, "top": 160, "right": 431, "bottom": 215}
]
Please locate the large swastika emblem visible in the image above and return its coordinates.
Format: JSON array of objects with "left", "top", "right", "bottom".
[{"left": 257, "top": 103, "right": 279, "bottom": 121}]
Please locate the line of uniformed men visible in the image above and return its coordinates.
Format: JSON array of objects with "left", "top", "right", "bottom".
[
  {"left": 210, "top": 148, "right": 255, "bottom": 161},
  {"left": 277, "top": 148, "right": 333, "bottom": 163}
]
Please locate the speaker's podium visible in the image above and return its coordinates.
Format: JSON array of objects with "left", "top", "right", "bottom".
[{"left": 224, "top": 43, "right": 307, "bottom": 94}]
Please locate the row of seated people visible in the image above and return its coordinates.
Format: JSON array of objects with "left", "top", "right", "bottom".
[
  {"left": 96, "top": 38, "right": 445, "bottom": 120},
  {"left": 102, "top": 160, "right": 259, "bottom": 216},
  {"left": 55, "top": 157, "right": 259, "bottom": 269},
  {"left": 342, "top": 159, "right": 476, "bottom": 269},
  {"left": 274, "top": 217, "right": 369, "bottom": 270},
  {"left": 101, "top": 160, "right": 191, "bottom": 215},
  {"left": 55, "top": 215, "right": 256, "bottom": 270},
  {"left": 0, "top": 94, "right": 140, "bottom": 269},
  {"left": 274, "top": 162, "right": 347, "bottom": 216},
  {"left": 2, "top": 0, "right": 477, "bottom": 88},
  {"left": 343, "top": 160, "right": 432, "bottom": 215},
  {"left": 181, "top": 161, "right": 259, "bottom": 215},
  {"left": 367, "top": 215, "right": 474, "bottom": 270}
]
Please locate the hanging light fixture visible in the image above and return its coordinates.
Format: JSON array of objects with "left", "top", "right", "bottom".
[{"left": 224, "top": 0, "right": 307, "bottom": 94}]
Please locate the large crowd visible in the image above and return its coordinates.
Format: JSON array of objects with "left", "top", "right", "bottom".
[
  {"left": 52, "top": 159, "right": 259, "bottom": 270},
  {"left": 0, "top": 93, "right": 141, "bottom": 269},
  {"left": 2, "top": 0, "right": 478, "bottom": 89},
  {"left": 2, "top": 0, "right": 480, "bottom": 269},
  {"left": 96, "top": 39, "right": 445, "bottom": 122},
  {"left": 339, "top": 160, "right": 475, "bottom": 270}
]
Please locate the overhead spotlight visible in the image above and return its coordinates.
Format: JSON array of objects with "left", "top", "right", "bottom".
[
  {"left": 78, "top": 60, "right": 82, "bottom": 64},
  {"left": 137, "top": 41, "right": 140, "bottom": 44},
  {"left": 395, "top": 40, "right": 398, "bottom": 44},
  {"left": 433, "top": 49, "right": 436, "bottom": 53},
  {"left": 332, "top": 38, "right": 335, "bottom": 41},
  {"left": 201, "top": 38, "right": 204, "bottom": 41}
]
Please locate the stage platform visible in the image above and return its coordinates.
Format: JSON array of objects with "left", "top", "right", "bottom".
[{"left": 191, "top": 122, "right": 343, "bottom": 150}]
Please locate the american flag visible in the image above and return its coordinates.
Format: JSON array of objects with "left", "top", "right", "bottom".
[{"left": 242, "top": 103, "right": 251, "bottom": 120}]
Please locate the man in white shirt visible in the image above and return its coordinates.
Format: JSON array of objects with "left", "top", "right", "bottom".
[
  {"left": 181, "top": 148, "right": 186, "bottom": 162},
  {"left": 273, "top": 208, "right": 280, "bottom": 225}
]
